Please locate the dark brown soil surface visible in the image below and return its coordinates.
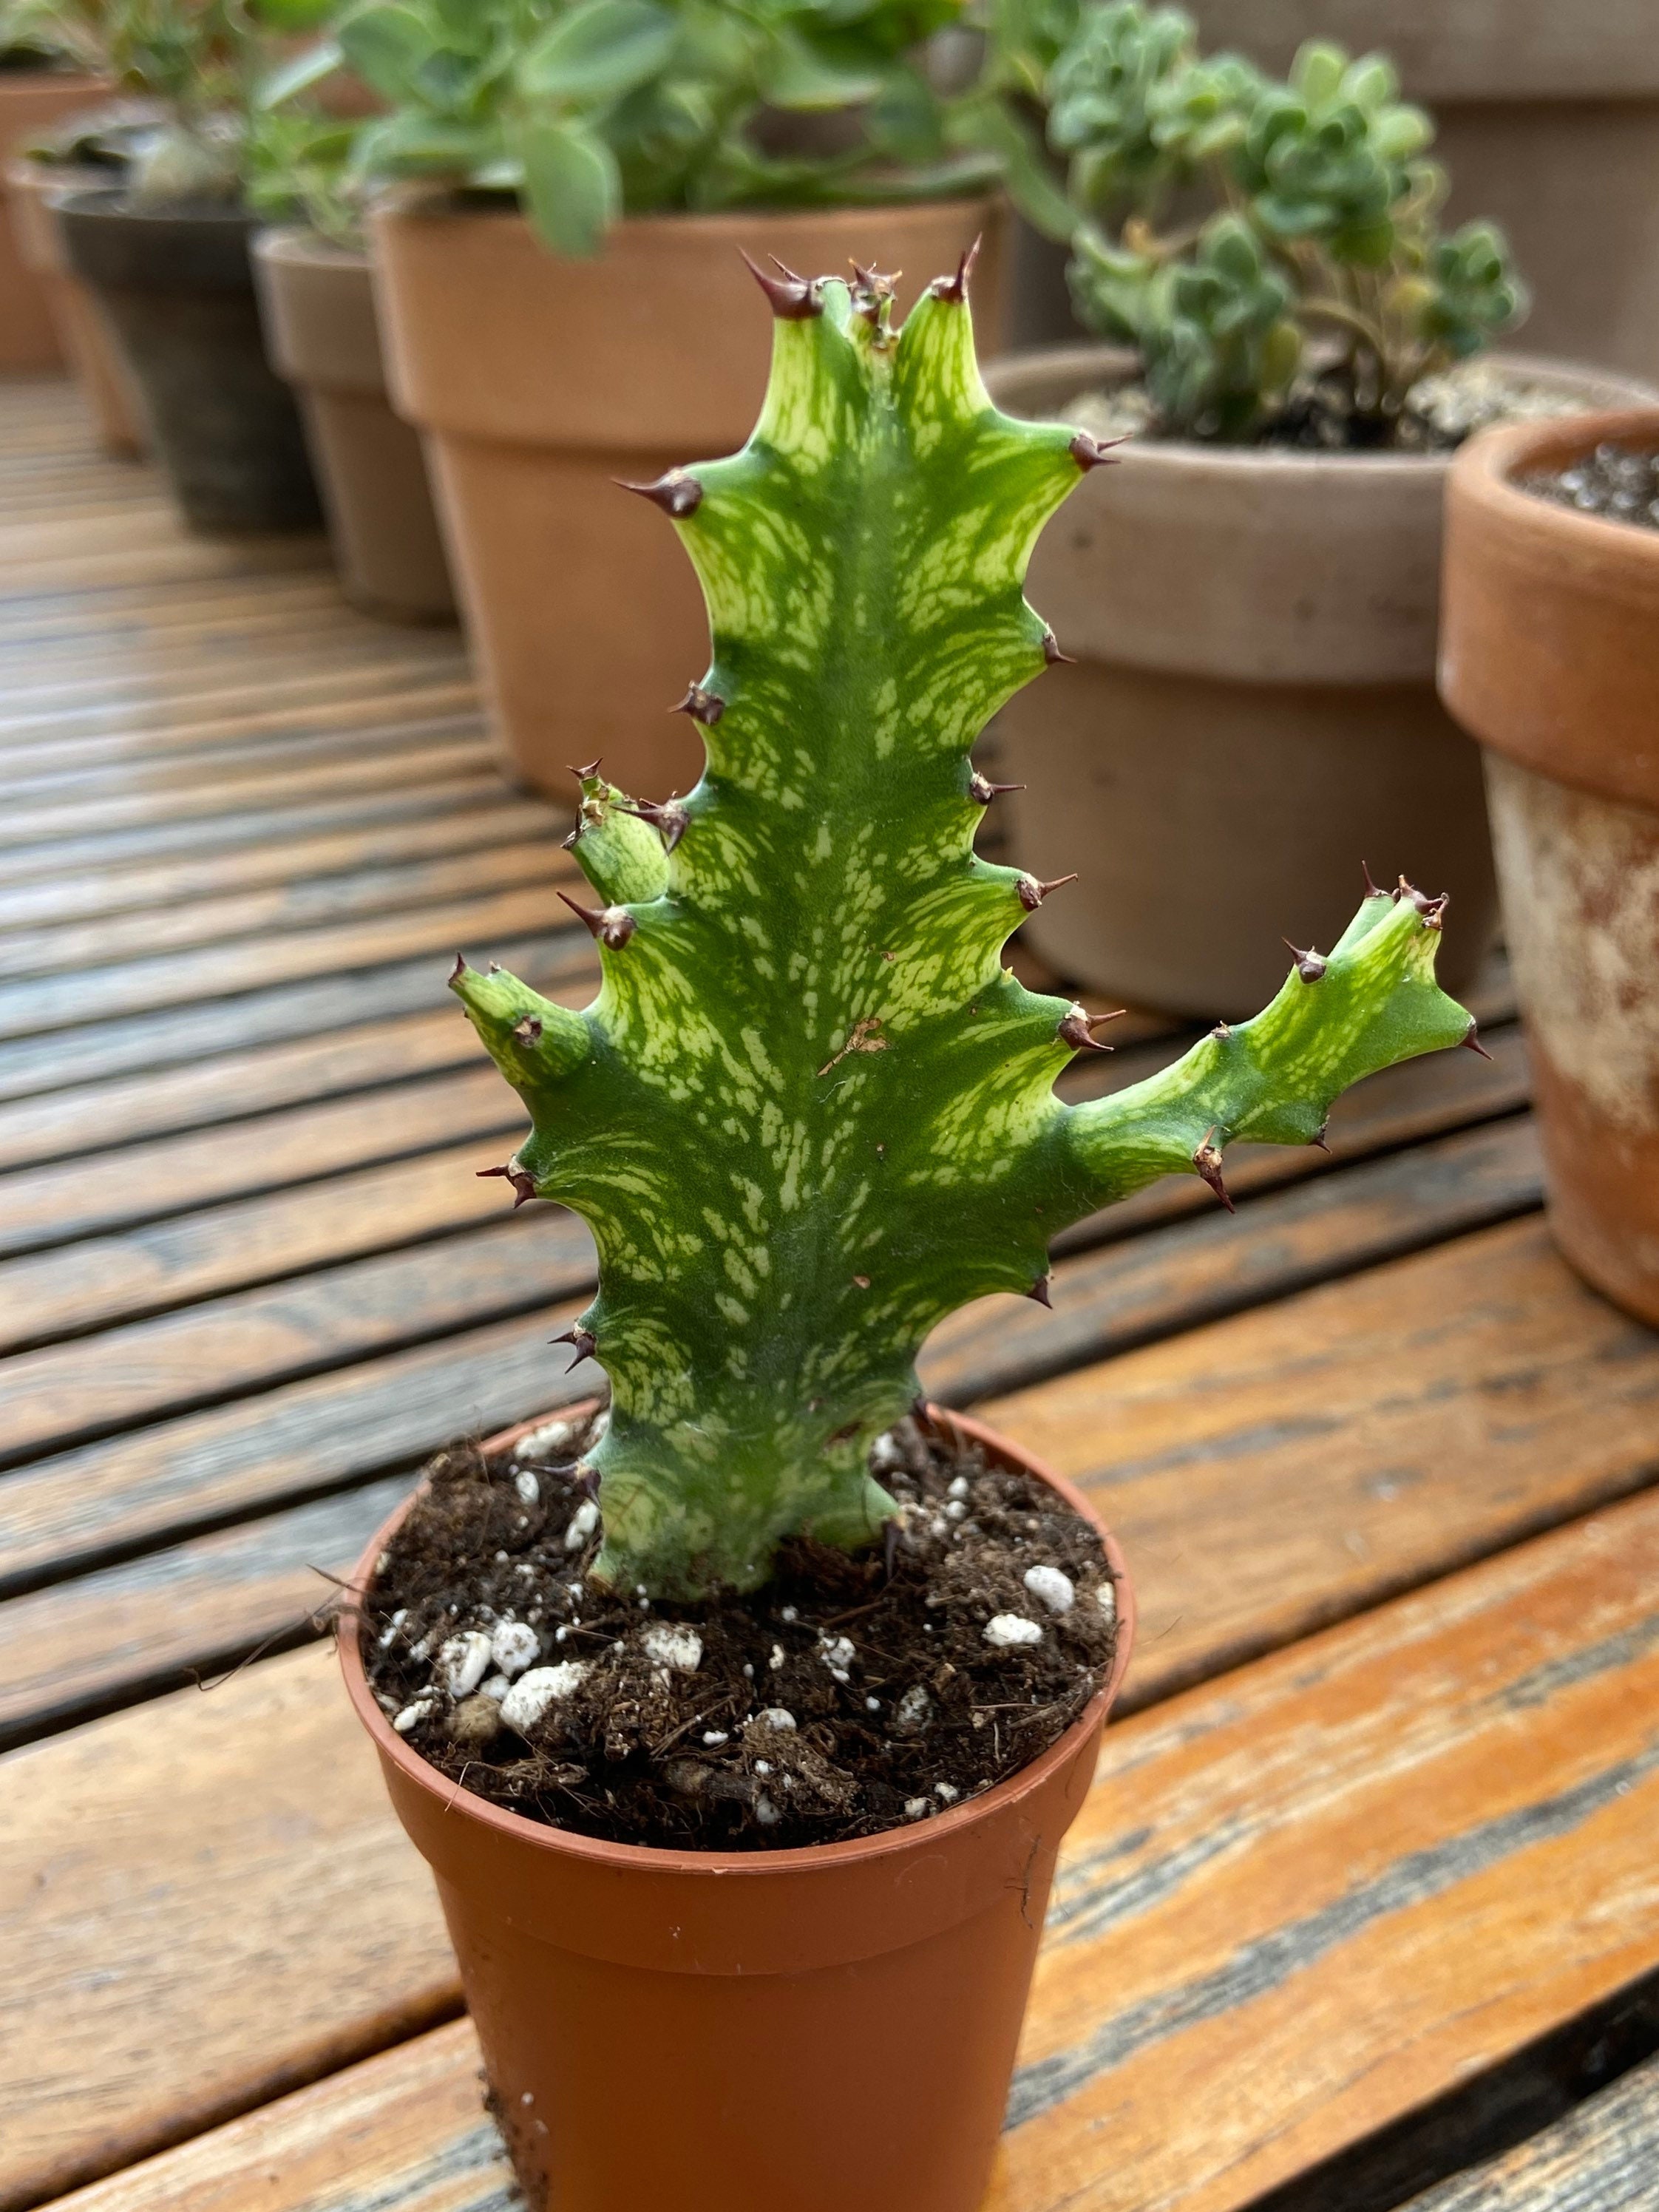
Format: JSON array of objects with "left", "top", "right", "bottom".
[
  {"left": 1519, "top": 441, "right": 1659, "bottom": 532},
  {"left": 358, "top": 1411, "right": 1118, "bottom": 1852}
]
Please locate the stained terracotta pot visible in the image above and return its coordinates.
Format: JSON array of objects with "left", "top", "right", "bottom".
[
  {"left": 254, "top": 227, "right": 454, "bottom": 622},
  {"left": 340, "top": 1402, "right": 1134, "bottom": 2212},
  {"left": 1440, "top": 408, "right": 1659, "bottom": 1327},
  {"left": 0, "top": 69, "right": 105, "bottom": 372},
  {"left": 985, "top": 345, "right": 1657, "bottom": 1018},
  {"left": 56, "top": 190, "right": 321, "bottom": 534},
  {"left": 370, "top": 194, "right": 1008, "bottom": 801},
  {"left": 4, "top": 155, "right": 144, "bottom": 451}
]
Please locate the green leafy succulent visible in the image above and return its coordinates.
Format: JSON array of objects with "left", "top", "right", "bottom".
[
  {"left": 455, "top": 255, "right": 1479, "bottom": 1598},
  {"left": 329, "top": 0, "right": 996, "bottom": 257},
  {"left": 1022, "top": 1, "right": 1528, "bottom": 439}
]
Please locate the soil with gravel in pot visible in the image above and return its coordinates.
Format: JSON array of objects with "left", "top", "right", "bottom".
[
  {"left": 1518, "top": 440, "right": 1659, "bottom": 532},
  {"left": 359, "top": 1411, "right": 1119, "bottom": 1852}
]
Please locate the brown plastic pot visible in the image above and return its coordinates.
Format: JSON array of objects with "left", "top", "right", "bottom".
[
  {"left": 339, "top": 1402, "right": 1134, "bottom": 2212},
  {"left": 0, "top": 69, "right": 105, "bottom": 371},
  {"left": 984, "top": 345, "right": 1657, "bottom": 1018},
  {"left": 370, "top": 194, "right": 1008, "bottom": 802},
  {"left": 254, "top": 226, "right": 454, "bottom": 622},
  {"left": 1441, "top": 407, "right": 1659, "bottom": 1327},
  {"left": 4, "top": 155, "right": 144, "bottom": 451},
  {"left": 1183, "top": 3, "right": 1659, "bottom": 380}
]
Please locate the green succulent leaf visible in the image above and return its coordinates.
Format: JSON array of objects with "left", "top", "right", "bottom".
[
  {"left": 518, "top": 0, "right": 677, "bottom": 106},
  {"left": 514, "top": 110, "right": 620, "bottom": 252}
]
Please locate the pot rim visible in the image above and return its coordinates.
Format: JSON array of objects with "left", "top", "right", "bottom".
[
  {"left": 52, "top": 182, "right": 254, "bottom": 226},
  {"left": 1448, "top": 404, "right": 1659, "bottom": 565},
  {"left": 985, "top": 342, "right": 1659, "bottom": 478},
  {"left": 252, "top": 223, "right": 367, "bottom": 272},
  {"left": 372, "top": 185, "right": 1002, "bottom": 239},
  {"left": 339, "top": 1399, "right": 1136, "bottom": 1883}
]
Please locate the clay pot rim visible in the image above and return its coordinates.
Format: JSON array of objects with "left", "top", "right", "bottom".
[
  {"left": 339, "top": 1398, "right": 1136, "bottom": 1883},
  {"left": 54, "top": 183, "right": 254, "bottom": 226},
  {"left": 987, "top": 342, "right": 1651, "bottom": 479},
  {"left": 373, "top": 185, "right": 1001, "bottom": 242},
  {"left": 253, "top": 223, "right": 367, "bottom": 273},
  {"left": 1448, "top": 405, "right": 1659, "bottom": 569}
]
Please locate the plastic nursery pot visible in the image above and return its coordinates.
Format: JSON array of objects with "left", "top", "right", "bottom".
[
  {"left": 368, "top": 194, "right": 1008, "bottom": 804},
  {"left": 1180, "top": 1, "right": 1659, "bottom": 382},
  {"left": 4, "top": 157, "right": 145, "bottom": 453},
  {"left": 983, "top": 345, "right": 1658, "bottom": 1020},
  {"left": 340, "top": 1402, "right": 1135, "bottom": 2212},
  {"left": 55, "top": 189, "right": 321, "bottom": 535},
  {"left": 0, "top": 70, "right": 106, "bottom": 372},
  {"left": 1440, "top": 408, "right": 1659, "bottom": 1327},
  {"left": 253, "top": 228, "right": 454, "bottom": 623}
]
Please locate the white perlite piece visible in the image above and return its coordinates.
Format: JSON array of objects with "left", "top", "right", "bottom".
[
  {"left": 983, "top": 1614, "right": 1044, "bottom": 1649},
  {"left": 501, "top": 1661, "right": 588, "bottom": 1731},
  {"left": 641, "top": 1623, "right": 703, "bottom": 1673},
  {"left": 818, "top": 1635, "right": 855, "bottom": 1672},
  {"left": 1022, "top": 1564, "right": 1076, "bottom": 1616},
  {"left": 393, "top": 1697, "right": 436, "bottom": 1734},
  {"left": 869, "top": 1431, "right": 906, "bottom": 1473},
  {"left": 946, "top": 1475, "right": 970, "bottom": 1500},
  {"left": 479, "top": 1673, "right": 510, "bottom": 1701},
  {"left": 513, "top": 1414, "right": 587, "bottom": 1461},
  {"left": 894, "top": 1684, "right": 932, "bottom": 1733},
  {"left": 755, "top": 1794, "right": 781, "bottom": 1826},
  {"left": 903, "top": 1797, "right": 932, "bottom": 1819},
  {"left": 377, "top": 1607, "right": 407, "bottom": 1651},
  {"left": 490, "top": 1621, "right": 540, "bottom": 1677},
  {"left": 565, "top": 1498, "right": 600, "bottom": 1550},
  {"left": 768, "top": 1642, "right": 786, "bottom": 1671},
  {"left": 701, "top": 1730, "right": 729, "bottom": 1747},
  {"left": 935, "top": 1781, "right": 960, "bottom": 1803},
  {"left": 438, "top": 1630, "right": 492, "bottom": 1698},
  {"left": 1097, "top": 1581, "right": 1118, "bottom": 1621},
  {"left": 755, "top": 1708, "right": 796, "bottom": 1731},
  {"left": 513, "top": 1469, "right": 540, "bottom": 1505}
]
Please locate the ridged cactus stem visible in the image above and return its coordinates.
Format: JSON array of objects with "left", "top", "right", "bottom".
[{"left": 455, "top": 257, "right": 1475, "bottom": 1598}]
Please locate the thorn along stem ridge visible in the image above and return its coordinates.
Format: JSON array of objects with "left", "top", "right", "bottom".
[{"left": 451, "top": 258, "right": 1477, "bottom": 1598}]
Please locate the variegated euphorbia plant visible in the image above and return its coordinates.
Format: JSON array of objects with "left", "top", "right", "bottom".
[{"left": 454, "top": 250, "right": 1476, "bottom": 1598}]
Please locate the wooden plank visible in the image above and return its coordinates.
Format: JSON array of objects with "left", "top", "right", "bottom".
[
  {"left": 0, "top": 1210, "right": 597, "bottom": 1469},
  {"left": 1398, "top": 2054, "right": 1659, "bottom": 2210},
  {"left": 0, "top": 926, "right": 590, "bottom": 1105},
  {"left": 16, "top": 1477, "right": 1659, "bottom": 2212},
  {"left": 0, "top": 800, "right": 550, "bottom": 934},
  {"left": 0, "top": 838, "right": 566, "bottom": 984},
  {"left": 0, "top": 1643, "right": 459, "bottom": 2212}
]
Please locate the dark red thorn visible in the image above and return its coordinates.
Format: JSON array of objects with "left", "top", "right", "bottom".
[
  {"left": 738, "top": 247, "right": 820, "bottom": 319},
  {"left": 1042, "top": 631, "right": 1076, "bottom": 667},
  {"left": 1463, "top": 1025, "right": 1493, "bottom": 1060},
  {"left": 551, "top": 1323, "right": 597, "bottom": 1365},
  {"left": 929, "top": 236, "right": 980, "bottom": 304},
  {"left": 1017, "top": 871, "right": 1078, "bottom": 912},
  {"left": 1071, "top": 430, "right": 1125, "bottom": 471},
  {"left": 560, "top": 825, "right": 582, "bottom": 850},
  {"left": 1192, "top": 1128, "right": 1234, "bottom": 1213},
  {"left": 449, "top": 953, "right": 469, "bottom": 985},
  {"left": 1283, "top": 938, "right": 1328, "bottom": 983},
  {"left": 575, "top": 1463, "right": 603, "bottom": 1499},
  {"left": 1310, "top": 1121, "right": 1331, "bottom": 1153},
  {"left": 911, "top": 1393, "right": 930, "bottom": 1422},
  {"left": 512, "top": 1016, "right": 543, "bottom": 1045},
  {"left": 619, "top": 797, "right": 689, "bottom": 853},
  {"left": 1025, "top": 1272, "right": 1054, "bottom": 1308},
  {"left": 1057, "top": 1004, "right": 1114, "bottom": 1054},
  {"left": 769, "top": 254, "right": 807, "bottom": 284},
  {"left": 1210, "top": 1020, "right": 1234, "bottom": 1042},
  {"left": 569, "top": 757, "right": 603, "bottom": 782},
  {"left": 969, "top": 769, "right": 1024, "bottom": 804},
  {"left": 616, "top": 470, "right": 702, "bottom": 518},
  {"left": 487, "top": 961, "right": 502, "bottom": 974},
  {"left": 558, "top": 889, "right": 637, "bottom": 949},
  {"left": 478, "top": 1161, "right": 537, "bottom": 1206},
  {"left": 1361, "top": 860, "right": 1385, "bottom": 900},
  {"left": 671, "top": 682, "right": 725, "bottom": 727}
]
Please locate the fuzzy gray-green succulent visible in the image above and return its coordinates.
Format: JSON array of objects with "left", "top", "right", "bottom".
[{"left": 455, "top": 253, "right": 1476, "bottom": 1598}]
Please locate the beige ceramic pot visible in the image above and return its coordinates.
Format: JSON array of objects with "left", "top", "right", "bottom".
[
  {"left": 4, "top": 155, "right": 144, "bottom": 451},
  {"left": 1179, "top": 1, "right": 1659, "bottom": 381},
  {"left": 1441, "top": 408, "right": 1659, "bottom": 1327},
  {"left": 0, "top": 70, "right": 104, "bottom": 372},
  {"left": 985, "top": 345, "right": 1656, "bottom": 1017},
  {"left": 370, "top": 194, "right": 1008, "bottom": 802},
  {"left": 342, "top": 1403, "right": 1135, "bottom": 2212},
  {"left": 254, "top": 227, "right": 454, "bottom": 622}
]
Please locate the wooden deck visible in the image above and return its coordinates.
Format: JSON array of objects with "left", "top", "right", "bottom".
[{"left": 4, "top": 375, "right": 1659, "bottom": 2212}]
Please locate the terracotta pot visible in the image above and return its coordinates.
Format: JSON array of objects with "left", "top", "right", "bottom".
[
  {"left": 254, "top": 227, "right": 454, "bottom": 622},
  {"left": 340, "top": 1402, "right": 1135, "bottom": 2212},
  {"left": 370, "top": 195, "right": 1008, "bottom": 802},
  {"left": 4, "top": 155, "right": 144, "bottom": 451},
  {"left": 0, "top": 69, "right": 105, "bottom": 371},
  {"left": 1441, "top": 407, "right": 1659, "bottom": 1326},
  {"left": 56, "top": 189, "right": 321, "bottom": 534},
  {"left": 984, "top": 345, "right": 1657, "bottom": 1017}
]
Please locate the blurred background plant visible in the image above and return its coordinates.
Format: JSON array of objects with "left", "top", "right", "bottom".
[{"left": 986, "top": 0, "right": 1529, "bottom": 441}]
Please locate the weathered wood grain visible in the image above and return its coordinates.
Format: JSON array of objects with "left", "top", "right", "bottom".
[
  {"left": 0, "top": 1211, "right": 597, "bottom": 1468},
  {"left": 0, "top": 1643, "right": 460, "bottom": 2212},
  {"left": 1397, "top": 2054, "right": 1659, "bottom": 2210}
]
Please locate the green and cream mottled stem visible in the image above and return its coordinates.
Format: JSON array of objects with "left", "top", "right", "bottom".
[{"left": 454, "top": 254, "right": 1476, "bottom": 1598}]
